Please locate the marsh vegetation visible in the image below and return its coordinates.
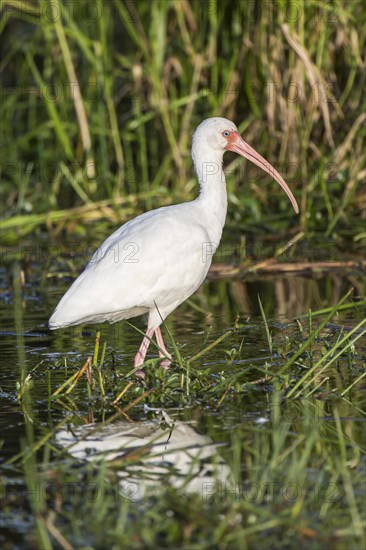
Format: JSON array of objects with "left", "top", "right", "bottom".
[{"left": 1, "top": 1, "right": 365, "bottom": 548}]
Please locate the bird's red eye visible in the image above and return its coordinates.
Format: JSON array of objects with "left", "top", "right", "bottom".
[{"left": 222, "top": 131, "right": 230, "bottom": 138}]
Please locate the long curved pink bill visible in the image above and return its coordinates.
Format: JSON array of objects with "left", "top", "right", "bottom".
[{"left": 227, "top": 134, "right": 299, "bottom": 214}]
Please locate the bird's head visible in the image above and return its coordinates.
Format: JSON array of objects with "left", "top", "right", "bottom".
[{"left": 192, "top": 117, "right": 299, "bottom": 214}]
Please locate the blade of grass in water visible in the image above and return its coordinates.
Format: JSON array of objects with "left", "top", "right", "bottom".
[
  {"left": 258, "top": 294, "right": 272, "bottom": 355},
  {"left": 288, "top": 318, "right": 366, "bottom": 399},
  {"left": 277, "top": 288, "right": 354, "bottom": 377}
]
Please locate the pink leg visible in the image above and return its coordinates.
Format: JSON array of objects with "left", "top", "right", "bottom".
[
  {"left": 134, "top": 328, "right": 154, "bottom": 369},
  {"left": 155, "top": 326, "right": 172, "bottom": 368}
]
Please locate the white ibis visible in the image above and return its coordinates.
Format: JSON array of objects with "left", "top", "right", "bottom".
[
  {"left": 56, "top": 410, "right": 232, "bottom": 497},
  {"left": 49, "top": 117, "right": 298, "bottom": 370}
]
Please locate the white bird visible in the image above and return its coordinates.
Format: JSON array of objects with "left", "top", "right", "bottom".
[
  {"left": 56, "top": 410, "right": 233, "bottom": 498},
  {"left": 49, "top": 117, "right": 298, "bottom": 370}
]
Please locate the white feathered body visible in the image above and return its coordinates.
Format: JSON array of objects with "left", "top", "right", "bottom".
[{"left": 49, "top": 201, "right": 222, "bottom": 330}]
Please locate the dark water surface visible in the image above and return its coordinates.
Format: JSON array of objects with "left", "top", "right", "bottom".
[
  {"left": 0, "top": 238, "right": 365, "bottom": 548},
  {"left": 1, "top": 243, "right": 365, "bottom": 441}
]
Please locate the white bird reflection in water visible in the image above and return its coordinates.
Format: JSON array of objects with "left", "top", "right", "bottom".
[{"left": 56, "top": 411, "right": 233, "bottom": 501}]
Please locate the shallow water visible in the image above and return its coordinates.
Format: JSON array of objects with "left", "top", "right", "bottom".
[
  {"left": 0, "top": 237, "right": 365, "bottom": 548},
  {"left": 0, "top": 243, "right": 365, "bottom": 440}
]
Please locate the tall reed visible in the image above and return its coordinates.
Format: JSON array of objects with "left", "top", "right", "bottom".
[{"left": 1, "top": 1, "right": 365, "bottom": 238}]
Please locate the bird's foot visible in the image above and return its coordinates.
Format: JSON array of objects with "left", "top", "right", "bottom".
[
  {"left": 134, "top": 368, "right": 146, "bottom": 379},
  {"left": 159, "top": 352, "right": 172, "bottom": 369},
  {"left": 134, "top": 352, "right": 146, "bottom": 378},
  {"left": 159, "top": 357, "right": 172, "bottom": 369}
]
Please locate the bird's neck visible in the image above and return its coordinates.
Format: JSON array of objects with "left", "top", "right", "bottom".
[{"left": 192, "top": 145, "right": 228, "bottom": 244}]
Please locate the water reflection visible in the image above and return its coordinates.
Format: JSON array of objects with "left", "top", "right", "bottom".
[
  {"left": 56, "top": 410, "right": 233, "bottom": 499},
  {"left": 203, "top": 271, "right": 365, "bottom": 321}
]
